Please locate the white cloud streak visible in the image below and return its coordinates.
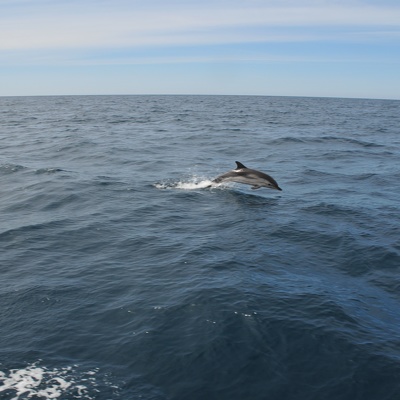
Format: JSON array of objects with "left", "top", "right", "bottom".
[{"left": 1, "top": 1, "right": 400, "bottom": 51}]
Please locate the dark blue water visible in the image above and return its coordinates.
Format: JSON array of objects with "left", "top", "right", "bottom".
[{"left": 1, "top": 95, "right": 400, "bottom": 400}]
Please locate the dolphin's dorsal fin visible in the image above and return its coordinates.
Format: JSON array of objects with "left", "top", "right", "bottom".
[{"left": 235, "top": 161, "right": 247, "bottom": 170}]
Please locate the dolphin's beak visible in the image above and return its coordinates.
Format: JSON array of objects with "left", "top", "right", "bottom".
[{"left": 276, "top": 187, "right": 282, "bottom": 191}]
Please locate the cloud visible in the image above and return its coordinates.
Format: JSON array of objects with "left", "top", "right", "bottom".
[{"left": 1, "top": 1, "right": 400, "bottom": 52}]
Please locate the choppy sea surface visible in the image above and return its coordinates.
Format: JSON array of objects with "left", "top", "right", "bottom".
[{"left": 1, "top": 95, "right": 400, "bottom": 400}]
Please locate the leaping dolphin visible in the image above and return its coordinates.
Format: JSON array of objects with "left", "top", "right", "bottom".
[{"left": 213, "top": 161, "right": 282, "bottom": 191}]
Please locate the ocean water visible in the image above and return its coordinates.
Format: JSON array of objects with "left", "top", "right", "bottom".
[{"left": 1, "top": 95, "right": 400, "bottom": 400}]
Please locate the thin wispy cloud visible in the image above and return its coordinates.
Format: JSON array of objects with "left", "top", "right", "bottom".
[{"left": 1, "top": 0, "right": 400, "bottom": 52}]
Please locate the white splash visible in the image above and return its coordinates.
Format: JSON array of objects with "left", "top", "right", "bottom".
[
  {"left": 175, "top": 179, "right": 214, "bottom": 190},
  {"left": 0, "top": 362, "right": 99, "bottom": 400},
  {"left": 154, "top": 176, "right": 217, "bottom": 190}
]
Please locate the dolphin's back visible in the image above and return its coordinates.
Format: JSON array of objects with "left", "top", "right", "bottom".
[{"left": 212, "top": 171, "right": 238, "bottom": 183}]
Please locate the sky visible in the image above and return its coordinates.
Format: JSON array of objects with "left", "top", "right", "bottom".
[{"left": 1, "top": 0, "right": 399, "bottom": 99}]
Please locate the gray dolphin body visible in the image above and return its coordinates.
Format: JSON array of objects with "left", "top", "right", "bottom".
[{"left": 213, "top": 161, "right": 282, "bottom": 191}]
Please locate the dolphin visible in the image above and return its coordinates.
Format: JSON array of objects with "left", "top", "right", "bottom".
[{"left": 212, "top": 161, "right": 282, "bottom": 191}]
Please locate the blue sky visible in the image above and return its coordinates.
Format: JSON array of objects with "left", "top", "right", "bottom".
[{"left": 1, "top": 0, "right": 399, "bottom": 99}]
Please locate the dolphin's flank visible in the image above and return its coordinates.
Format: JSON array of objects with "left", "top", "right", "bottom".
[{"left": 212, "top": 161, "right": 282, "bottom": 191}]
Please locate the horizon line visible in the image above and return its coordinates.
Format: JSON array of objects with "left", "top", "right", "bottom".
[{"left": 1, "top": 93, "right": 398, "bottom": 101}]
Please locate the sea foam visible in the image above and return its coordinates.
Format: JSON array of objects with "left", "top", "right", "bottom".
[{"left": 0, "top": 362, "right": 100, "bottom": 400}]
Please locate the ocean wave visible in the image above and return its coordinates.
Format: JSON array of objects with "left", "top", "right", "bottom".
[
  {"left": 0, "top": 219, "right": 71, "bottom": 243},
  {"left": 34, "top": 168, "right": 65, "bottom": 174},
  {"left": 269, "top": 135, "right": 385, "bottom": 148},
  {"left": 0, "top": 164, "right": 27, "bottom": 174}
]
